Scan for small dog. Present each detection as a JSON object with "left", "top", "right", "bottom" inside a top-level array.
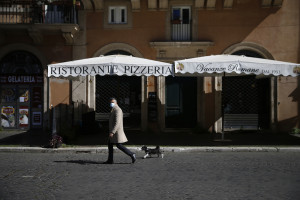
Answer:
[{"left": 141, "top": 145, "right": 164, "bottom": 159}]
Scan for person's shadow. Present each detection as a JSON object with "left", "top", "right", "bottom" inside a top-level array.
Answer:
[{"left": 54, "top": 160, "right": 132, "bottom": 165}]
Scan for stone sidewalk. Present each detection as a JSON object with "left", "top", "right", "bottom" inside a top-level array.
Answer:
[
  {"left": 1, "top": 146, "right": 300, "bottom": 153},
  {"left": 1, "top": 129, "right": 300, "bottom": 153}
]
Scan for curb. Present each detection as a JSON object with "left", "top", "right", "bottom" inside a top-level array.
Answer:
[{"left": 1, "top": 146, "right": 300, "bottom": 153}]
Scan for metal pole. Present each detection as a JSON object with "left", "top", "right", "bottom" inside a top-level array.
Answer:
[
  {"left": 51, "top": 105, "right": 57, "bottom": 136},
  {"left": 221, "top": 72, "right": 225, "bottom": 141}
]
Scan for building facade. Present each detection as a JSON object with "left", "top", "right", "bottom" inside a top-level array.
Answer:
[{"left": 0, "top": 0, "right": 299, "bottom": 133}]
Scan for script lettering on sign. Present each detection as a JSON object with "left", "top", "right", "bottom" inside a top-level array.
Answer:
[{"left": 195, "top": 63, "right": 226, "bottom": 73}]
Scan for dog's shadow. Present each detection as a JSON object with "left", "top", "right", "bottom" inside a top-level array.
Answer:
[
  {"left": 54, "top": 160, "right": 132, "bottom": 165},
  {"left": 142, "top": 156, "right": 162, "bottom": 159}
]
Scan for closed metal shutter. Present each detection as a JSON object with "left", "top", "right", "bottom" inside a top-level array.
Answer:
[
  {"left": 95, "top": 75, "right": 141, "bottom": 128},
  {"left": 222, "top": 76, "right": 258, "bottom": 130}
]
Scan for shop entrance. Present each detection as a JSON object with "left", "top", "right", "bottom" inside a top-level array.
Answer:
[
  {"left": 222, "top": 76, "right": 271, "bottom": 130},
  {"left": 222, "top": 50, "right": 271, "bottom": 131},
  {"left": 165, "top": 77, "right": 197, "bottom": 128},
  {"left": 0, "top": 51, "right": 43, "bottom": 129},
  {"left": 0, "top": 85, "right": 43, "bottom": 129},
  {"left": 95, "top": 50, "right": 142, "bottom": 129},
  {"left": 95, "top": 75, "right": 142, "bottom": 129}
]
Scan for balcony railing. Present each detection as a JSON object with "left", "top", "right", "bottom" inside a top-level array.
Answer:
[
  {"left": 171, "top": 20, "right": 191, "bottom": 41},
  {"left": 0, "top": 0, "right": 78, "bottom": 24}
]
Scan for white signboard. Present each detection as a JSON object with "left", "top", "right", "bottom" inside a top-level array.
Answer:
[
  {"left": 175, "top": 55, "right": 300, "bottom": 77},
  {"left": 48, "top": 55, "right": 173, "bottom": 77},
  {"left": 48, "top": 64, "right": 173, "bottom": 77}
]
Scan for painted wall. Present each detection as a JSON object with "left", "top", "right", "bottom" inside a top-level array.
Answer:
[
  {"left": 0, "top": 27, "right": 73, "bottom": 129},
  {"left": 195, "top": 0, "right": 299, "bottom": 131},
  {"left": 50, "top": 79, "right": 70, "bottom": 107},
  {"left": 86, "top": 0, "right": 165, "bottom": 59},
  {"left": 81, "top": 0, "right": 299, "bottom": 132}
]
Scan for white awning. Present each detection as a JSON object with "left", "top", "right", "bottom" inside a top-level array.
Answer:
[
  {"left": 48, "top": 55, "right": 173, "bottom": 77},
  {"left": 175, "top": 55, "right": 300, "bottom": 77}
]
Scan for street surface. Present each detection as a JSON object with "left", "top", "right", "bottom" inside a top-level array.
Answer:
[{"left": 1, "top": 151, "right": 300, "bottom": 200}]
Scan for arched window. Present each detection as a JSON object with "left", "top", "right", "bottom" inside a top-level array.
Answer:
[
  {"left": 105, "top": 50, "right": 132, "bottom": 56},
  {"left": 232, "top": 50, "right": 264, "bottom": 58},
  {"left": 0, "top": 51, "right": 43, "bottom": 75}
]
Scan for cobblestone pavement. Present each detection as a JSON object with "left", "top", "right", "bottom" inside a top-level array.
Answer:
[{"left": 1, "top": 152, "right": 300, "bottom": 200}]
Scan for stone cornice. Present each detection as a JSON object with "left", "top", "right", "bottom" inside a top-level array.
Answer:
[
  {"left": 261, "top": 0, "right": 283, "bottom": 8},
  {"left": 27, "top": 28, "right": 43, "bottom": 45},
  {"left": 0, "top": 24, "right": 80, "bottom": 45},
  {"left": 150, "top": 41, "right": 214, "bottom": 61},
  {"left": 150, "top": 41, "right": 214, "bottom": 47},
  {"left": 131, "top": 0, "right": 141, "bottom": 11},
  {"left": 195, "top": 0, "right": 216, "bottom": 10},
  {"left": 81, "top": 0, "right": 104, "bottom": 10}
]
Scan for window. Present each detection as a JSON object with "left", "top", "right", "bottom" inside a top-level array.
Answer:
[
  {"left": 172, "top": 7, "right": 190, "bottom": 24},
  {"left": 171, "top": 6, "right": 191, "bottom": 41},
  {"left": 109, "top": 6, "right": 127, "bottom": 24}
]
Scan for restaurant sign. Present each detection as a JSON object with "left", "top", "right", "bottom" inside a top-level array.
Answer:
[
  {"left": 48, "top": 65, "right": 173, "bottom": 77},
  {"left": 175, "top": 55, "right": 300, "bottom": 77}
]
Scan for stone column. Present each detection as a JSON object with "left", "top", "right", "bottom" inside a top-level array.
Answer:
[
  {"left": 214, "top": 76, "right": 222, "bottom": 133},
  {"left": 141, "top": 76, "right": 148, "bottom": 131},
  {"left": 197, "top": 77, "right": 205, "bottom": 127},
  {"left": 157, "top": 76, "right": 166, "bottom": 131},
  {"left": 270, "top": 77, "right": 277, "bottom": 131}
]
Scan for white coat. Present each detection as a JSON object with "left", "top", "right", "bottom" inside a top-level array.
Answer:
[{"left": 109, "top": 104, "right": 128, "bottom": 143}]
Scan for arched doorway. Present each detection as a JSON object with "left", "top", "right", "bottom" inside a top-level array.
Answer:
[
  {"left": 0, "top": 51, "right": 43, "bottom": 129},
  {"left": 222, "top": 50, "right": 271, "bottom": 130},
  {"left": 95, "top": 50, "right": 142, "bottom": 129}
]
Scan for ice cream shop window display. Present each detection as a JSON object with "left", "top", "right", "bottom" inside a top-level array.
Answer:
[{"left": 0, "top": 51, "right": 43, "bottom": 129}]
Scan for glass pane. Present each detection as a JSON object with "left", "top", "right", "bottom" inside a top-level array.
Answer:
[
  {"left": 172, "top": 8, "right": 180, "bottom": 20},
  {"left": 19, "top": 89, "right": 29, "bottom": 103},
  {"left": 32, "top": 87, "right": 43, "bottom": 109},
  {"left": 1, "top": 88, "right": 16, "bottom": 103},
  {"left": 121, "top": 9, "right": 126, "bottom": 23},
  {"left": 1, "top": 106, "right": 16, "bottom": 128},
  {"left": 182, "top": 9, "right": 190, "bottom": 24},
  {"left": 110, "top": 9, "right": 115, "bottom": 23},
  {"left": 19, "top": 106, "right": 29, "bottom": 128},
  {"left": 166, "top": 83, "right": 180, "bottom": 106}
]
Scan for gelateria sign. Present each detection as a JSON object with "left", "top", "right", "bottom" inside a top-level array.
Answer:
[
  {"left": 175, "top": 55, "right": 300, "bottom": 77},
  {"left": 0, "top": 75, "right": 43, "bottom": 84},
  {"left": 48, "top": 55, "right": 173, "bottom": 77}
]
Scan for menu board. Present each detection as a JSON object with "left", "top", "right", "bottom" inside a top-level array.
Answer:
[
  {"left": 32, "top": 87, "right": 42, "bottom": 108},
  {"left": 32, "top": 112, "right": 42, "bottom": 126}
]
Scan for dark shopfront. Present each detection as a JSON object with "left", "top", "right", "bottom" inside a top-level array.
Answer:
[
  {"left": 0, "top": 51, "right": 44, "bottom": 130},
  {"left": 0, "top": 75, "right": 43, "bottom": 129},
  {"left": 95, "top": 75, "right": 141, "bottom": 129}
]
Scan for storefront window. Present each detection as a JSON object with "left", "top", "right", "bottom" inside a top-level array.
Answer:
[
  {"left": 0, "top": 51, "right": 43, "bottom": 129},
  {"left": 1, "top": 88, "right": 16, "bottom": 103},
  {"left": 19, "top": 88, "right": 30, "bottom": 103},
  {"left": 1, "top": 106, "right": 16, "bottom": 128}
]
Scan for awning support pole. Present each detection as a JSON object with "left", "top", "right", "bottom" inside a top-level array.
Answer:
[{"left": 221, "top": 72, "right": 225, "bottom": 141}]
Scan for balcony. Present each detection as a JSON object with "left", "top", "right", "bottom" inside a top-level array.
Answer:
[
  {"left": 0, "top": 0, "right": 79, "bottom": 24},
  {"left": 0, "top": 1, "right": 80, "bottom": 45}
]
